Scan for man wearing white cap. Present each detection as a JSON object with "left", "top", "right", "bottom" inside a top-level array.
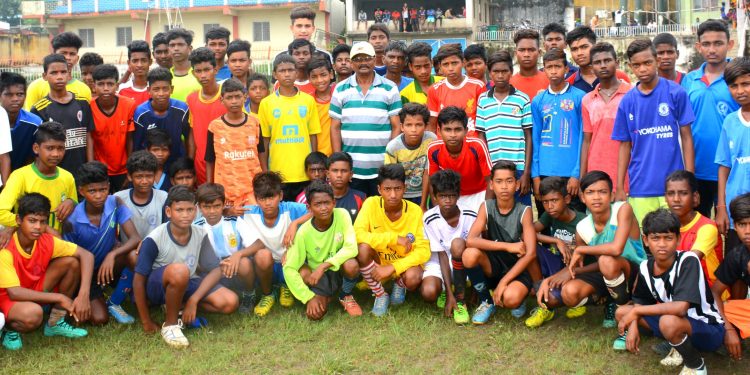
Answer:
[{"left": 330, "top": 42, "right": 402, "bottom": 197}]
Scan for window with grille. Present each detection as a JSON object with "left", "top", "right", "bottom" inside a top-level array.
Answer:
[
  {"left": 204, "top": 23, "right": 220, "bottom": 36},
  {"left": 116, "top": 27, "right": 132, "bottom": 47},
  {"left": 253, "top": 22, "right": 270, "bottom": 42},
  {"left": 79, "top": 29, "right": 94, "bottom": 48}
]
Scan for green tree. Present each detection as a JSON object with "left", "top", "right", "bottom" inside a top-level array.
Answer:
[{"left": 0, "top": 0, "right": 22, "bottom": 24}]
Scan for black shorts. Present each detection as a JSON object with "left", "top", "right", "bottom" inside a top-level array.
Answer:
[
  {"left": 282, "top": 181, "right": 309, "bottom": 202},
  {"left": 485, "top": 251, "right": 533, "bottom": 290},
  {"left": 88, "top": 267, "right": 125, "bottom": 301},
  {"left": 309, "top": 270, "right": 341, "bottom": 298},
  {"left": 575, "top": 264, "right": 640, "bottom": 305}
]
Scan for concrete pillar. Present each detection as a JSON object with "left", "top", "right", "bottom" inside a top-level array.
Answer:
[
  {"left": 466, "top": 0, "right": 474, "bottom": 30},
  {"left": 345, "top": 0, "right": 353, "bottom": 35}
]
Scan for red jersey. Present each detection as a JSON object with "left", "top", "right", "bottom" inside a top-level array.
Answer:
[
  {"left": 0, "top": 233, "right": 77, "bottom": 315},
  {"left": 509, "top": 71, "right": 549, "bottom": 102},
  {"left": 117, "top": 81, "right": 151, "bottom": 107},
  {"left": 186, "top": 89, "right": 227, "bottom": 184},
  {"left": 679, "top": 214, "right": 724, "bottom": 285},
  {"left": 90, "top": 95, "right": 136, "bottom": 176},
  {"left": 426, "top": 76, "right": 485, "bottom": 137},
  {"left": 427, "top": 138, "right": 492, "bottom": 196}
]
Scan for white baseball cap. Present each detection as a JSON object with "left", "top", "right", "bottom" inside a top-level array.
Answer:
[{"left": 350, "top": 42, "right": 376, "bottom": 58}]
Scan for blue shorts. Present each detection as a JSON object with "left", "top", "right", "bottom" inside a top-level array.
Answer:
[
  {"left": 273, "top": 262, "right": 286, "bottom": 285},
  {"left": 536, "top": 245, "right": 565, "bottom": 278},
  {"left": 643, "top": 315, "right": 725, "bottom": 352},
  {"left": 146, "top": 266, "right": 221, "bottom": 305},
  {"left": 515, "top": 170, "right": 532, "bottom": 206}
]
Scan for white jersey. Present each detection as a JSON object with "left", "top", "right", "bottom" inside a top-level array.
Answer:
[
  {"left": 194, "top": 216, "right": 258, "bottom": 259},
  {"left": 242, "top": 202, "right": 308, "bottom": 262},
  {"left": 114, "top": 188, "right": 168, "bottom": 241},
  {"left": 423, "top": 205, "right": 477, "bottom": 254}
]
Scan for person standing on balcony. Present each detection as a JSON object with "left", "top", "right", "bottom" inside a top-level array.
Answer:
[
  {"left": 357, "top": 9, "right": 367, "bottom": 30},
  {"left": 614, "top": 8, "right": 626, "bottom": 28},
  {"left": 275, "top": 6, "right": 333, "bottom": 64},
  {"left": 410, "top": 7, "right": 419, "bottom": 32},
  {"left": 392, "top": 9, "right": 402, "bottom": 32},
  {"left": 402, "top": 4, "right": 410, "bottom": 32}
]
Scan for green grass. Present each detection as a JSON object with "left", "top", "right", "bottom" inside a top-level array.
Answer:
[{"left": 1, "top": 291, "right": 746, "bottom": 374}]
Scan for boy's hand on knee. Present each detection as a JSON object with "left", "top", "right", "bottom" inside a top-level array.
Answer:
[
  {"left": 725, "top": 328, "right": 742, "bottom": 360},
  {"left": 492, "top": 283, "right": 507, "bottom": 307},
  {"left": 71, "top": 294, "right": 91, "bottom": 323},
  {"left": 55, "top": 199, "right": 76, "bottom": 222},
  {"left": 373, "top": 264, "right": 395, "bottom": 282},
  {"left": 626, "top": 329, "right": 640, "bottom": 354},
  {"left": 306, "top": 295, "right": 326, "bottom": 320},
  {"left": 537, "top": 279, "right": 550, "bottom": 309},
  {"left": 98, "top": 253, "right": 116, "bottom": 285}
]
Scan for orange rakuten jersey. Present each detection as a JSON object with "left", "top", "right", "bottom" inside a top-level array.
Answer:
[
  {"left": 90, "top": 96, "right": 136, "bottom": 176},
  {"left": 205, "top": 114, "right": 264, "bottom": 206}
]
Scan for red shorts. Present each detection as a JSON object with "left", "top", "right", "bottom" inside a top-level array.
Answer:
[{"left": 0, "top": 275, "right": 46, "bottom": 316}]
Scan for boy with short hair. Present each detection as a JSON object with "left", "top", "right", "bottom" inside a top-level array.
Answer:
[
  {"left": 682, "top": 20, "right": 738, "bottom": 218},
  {"left": 165, "top": 28, "right": 201, "bottom": 102},
  {"left": 90, "top": 64, "right": 136, "bottom": 192},
  {"left": 1, "top": 72, "right": 42, "bottom": 172},
  {"left": 144, "top": 129, "right": 173, "bottom": 192},
  {"left": 653, "top": 33, "right": 685, "bottom": 84},
  {"left": 567, "top": 171, "right": 647, "bottom": 328},
  {"left": 615, "top": 209, "right": 723, "bottom": 375},
  {"left": 62, "top": 162, "right": 141, "bottom": 325},
  {"left": 717, "top": 56, "right": 750, "bottom": 250},
  {"left": 332, "top": 44, "right": 352, "bottom": 83},
  {"left": 531, "top": 49, "right": 586, "bottom": 212},
  {"left": 259, "top": 55, "right": 320, "bottom": 202},
  {"left": 0, "top": 193, "right": 93, "bottom": 351},
  {"left": 275, "top": 6, "right": 333, "bottom": 63},
  {"left": 613, "top": 39, "right": 695, "bottom": 224},
  {"left": 367, "top": 23, "right": 391, "bottom": 76},
  {"left": 31, "top": 54, "right": 95, "bottom": 181},
  {"left": 114, "top": 150, "right": 168, "bottom": 241},
  {"left": 194, "top": 183, "right": 262, "bottom": 314},
  {"left": 510, "top": 29, "right": 548, "bottom": 102},
  {"left": 280, "top": 39, "right": 318, "bottom": 95},
  {"left": 354, "top": 164, "right": 431, "bottom": 316},
  {"left": 477, "top": 51, "right": 533, "bottom": 206},
  {"left": 205, "top": 79, "right": 265, "bottom": 212},
  {"left": 245, "top": 73, "right": 270, "bottom": 115},
  {"left": 401, "top": 42, "right": 443, "bottom": 105},
  {"left": 565, "top": 26, "right": 630, "bottom": 93},
  {"left": 167, "top": 157, "right": 197, "bottom": 191},
  {"left": 295, "top": 152, "right": 328, "bottom": 204},
  {"left": 580, "top": 43, "right": 631, "bottom": 195},
  {"left": 24, "top": 32, "right": 91, "bottom": 110},
  {"left": 151, "top": 32, "right": 172, "bottom": 70},
  {"left": 383, "top": 41, "right": 414, "bottom": 91},
  {"left": 307, "top": 57, "right": 335, "bottom": 155},
  {"left": 0, "top": 122, "right": 77, "bottom": 234},
  {"left": 427, "top": 43, "right": 485, "bottom": 135},
  {"left": 118, "top": 40, "right": 152, "bottom": 107},
  {"left": 283, "top": 180, "right": 363, "bottom": 319},
  {"left": 463, "top": 44, "right": 488, "bottom": 87},
  {"left": 226, "top": 40, "right": 254, "bottom": 91},
  {"left": 133, "top": 185, "right": 238, "bottom": 348},
  {"left": 422, "top": 170, "right": 477, "bottom": 324},
  {"left": 524, "top": 176, "right": 587, "bottom": 328},
  {"left": 665, "top": 170, "right": 723, "bottom": 286},
  {"left": 710, "top": 192, "right": 750, "bottom": 362},
  {"left": 186, "top": 47, "right": 227, "bottom": 185},
  {"left": 427, "top": 106, "right": 492, "bottom": 212},
  {"left": 243, "top": 171, "right": 309, "bottom": 317},
  {"left": 327, "top": 152, "right": 366, "bottom": 222},
  {"left": 133, "top": 67, "right": 191, "bottom": 166},
  {"left": 385, "top": 102, "right": 436, "bottom": 209},
  {"left": 205, "top": 26, "right": 231, "bottom": 81},
  {"left": 463, "top": 161, "right": 537, "bottom": 324},
  {"left": 79, "top": 52, "right": 103, "bottom": 94}
]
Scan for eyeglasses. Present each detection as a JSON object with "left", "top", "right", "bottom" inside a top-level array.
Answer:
[{"left": 351, "top": 56, "right": 374, "bottom": 63}]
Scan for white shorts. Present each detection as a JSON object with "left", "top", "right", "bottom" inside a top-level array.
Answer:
[
  {"left": 422, "top": 252, "right": 450, "bottom": 284},
  {"left": 458, "top": 191, "right": 485, "bottom": 213}
]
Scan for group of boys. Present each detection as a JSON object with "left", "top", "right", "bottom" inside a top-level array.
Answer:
[{"left": 0, "top": 9, "right": 749, "bottom": 374}]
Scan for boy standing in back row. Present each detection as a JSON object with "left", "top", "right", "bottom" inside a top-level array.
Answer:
[
  {"left": 612, "top": 39, "right": 695, "bottom": 224},
  {"left": 681, "top": 20, "right": 738, "bottom": 218}
]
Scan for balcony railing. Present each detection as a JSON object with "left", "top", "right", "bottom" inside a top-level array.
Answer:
[{"left": 475, "top": 23, "right": 696, "bottom": 42}]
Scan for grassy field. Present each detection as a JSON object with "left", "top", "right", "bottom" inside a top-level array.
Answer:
[{"left": 1, "top": 290, "right": 746, "bottom": 375}]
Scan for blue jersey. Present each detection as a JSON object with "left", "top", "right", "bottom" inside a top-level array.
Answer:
[
  {"left": 612, "top": 78, "right": 695, "bottom": 197},
  {"left": 715, "top": 110, "right": 750, "bottom": 229},
  {"left": 682, "top": 62, "right": 739, "bottom": 181},
  {"left": 63, "top": 195, "right": 132, "bottom": 268},
  {"left": 397, "top": 76, "right": 414, "bottom": 92},
  {"left": 133, "top": 99, "right": 190, "bottom": 166},
  {"left": 216, "top": 65, "right": 232, "bottom": 81},
  {"left": 531, "top": 84, "right": 586, "bottom": 179},
  {"left": 9, "top": 109, "right": 42, "bottom": 171}
]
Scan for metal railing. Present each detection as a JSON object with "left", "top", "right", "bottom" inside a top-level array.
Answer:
[{"left": 475, "top": 23, "right": 696, "bottom": 42}]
